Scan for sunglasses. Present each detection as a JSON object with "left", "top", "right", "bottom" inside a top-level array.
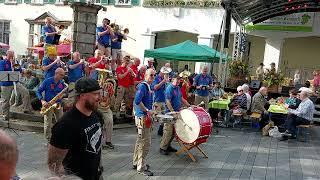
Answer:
[{"left": 150, "top": 74, "right": 156, "bottom": 77}]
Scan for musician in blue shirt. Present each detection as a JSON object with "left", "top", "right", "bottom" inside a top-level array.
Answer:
[
  {"left": 68, "top": 52, "right": 85, "bottom": 83},
  {"left": 96, "top": 18, "right": 114, "bottom": 56},
  {"left": 42, "top": 50, "right": 62, "bottom": 80},
  {"left": 132, "top": 69, "right": 155, "bottom": 176},
  {"left": 193, "top": 66, "right": 213, "bottom": 109},
  {"left": 111, "top": 25, "right": 127, "bottom": 72},
  {"left": 36, "top": 68, "right": 66, "bottom": 141},
  {"left": 160, "top": 74, "right": 190, "bottom": 155},
  {"left": 0, "top": 51, "right": 16, "bottom": 121},
  {"left": 42, "top": 17, "right": 59, "bottom": 45}
]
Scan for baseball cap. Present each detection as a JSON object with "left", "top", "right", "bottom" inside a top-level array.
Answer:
[{"left": 75, "top": 78, "right": 101, "bottom": 94}]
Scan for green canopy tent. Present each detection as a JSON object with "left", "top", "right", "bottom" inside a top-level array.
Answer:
[{"left": 144, "top": 40, "right": 229, "bottom": 63}]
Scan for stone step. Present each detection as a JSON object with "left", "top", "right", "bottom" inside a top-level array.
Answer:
[
  {"left": 0, "top": 118, "right": 135, "bottom": 133},
  {"left": 0, "top": 118, "right": 43, "bottom": 132}
]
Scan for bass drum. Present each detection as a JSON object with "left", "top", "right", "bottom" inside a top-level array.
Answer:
[{"left": 175, "top": 107, "right": 213, "bottom": 144}]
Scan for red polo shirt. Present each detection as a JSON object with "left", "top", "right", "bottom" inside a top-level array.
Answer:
[
  {"left": 116, "top": 65, "right": 131, "bottom": 88},
  {"left": 88, "top": 57, "right": 106, "bottom": 69}
]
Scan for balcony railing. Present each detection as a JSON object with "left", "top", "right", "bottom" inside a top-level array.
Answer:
[{"left": 143, "top": 0, "right": 222, "bottom": 8}]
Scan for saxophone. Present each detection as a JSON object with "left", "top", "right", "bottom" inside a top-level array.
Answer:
[{"left": 40, "top": 83, "right": 69, "bottom": 115}]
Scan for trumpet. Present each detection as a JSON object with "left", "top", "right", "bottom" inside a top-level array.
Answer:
[{"left": 128, "top": 67, "right": 136, "bottom": 77}]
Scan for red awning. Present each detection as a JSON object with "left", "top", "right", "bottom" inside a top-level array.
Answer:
[{"left": 0, "top": 42, "right": 10, "bottom": 49}]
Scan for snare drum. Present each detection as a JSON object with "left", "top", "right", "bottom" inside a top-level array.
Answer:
[
  {"left": 175, "top": 107, "right": 212, "bottom": 144},
  {"left": 156, "top": 114, "right": 175, "bottom": 124}
]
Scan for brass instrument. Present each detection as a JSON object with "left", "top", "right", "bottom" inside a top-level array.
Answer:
[
  {"left": 96, "top": 68, "right": 113, "bottom": 86},
  {"left": 179, "top": 71, "right": 191, "bottom": 93},
  {"left": 40, "top": 83, "right": 69, "bottom": 115},
  {"left": 13, "top": 63, "right": 21, "bottom": 71}
]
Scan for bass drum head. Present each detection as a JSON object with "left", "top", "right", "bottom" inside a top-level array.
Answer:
[{"left": 175, "top": 109, "right": 200, "bottom": 144}]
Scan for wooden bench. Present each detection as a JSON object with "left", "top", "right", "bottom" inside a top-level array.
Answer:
[
  {"left": 249, "top": 112, "right": 262, "bottom": 129},
  {"left": 297, "top": 124, "right": 315, "bottom": 142}
]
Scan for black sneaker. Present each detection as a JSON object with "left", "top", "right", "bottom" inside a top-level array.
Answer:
[
  {"left": 279, "top": 136, "right": 289, "bottom": 141},
  {"left": 133, "top": 164, "right": 150, "bottom": 170},
  {"left": 103, "top": 142, "right": 114, "bottom": 149},
  {"left": 160, "top": 148, "right": 169, "bottom": 155},
  {"left": 167, "top": 146, "right": 177, "bottom": 152},
  {"left": 138, "top": 169, "right": 154, "bottom": 176}
]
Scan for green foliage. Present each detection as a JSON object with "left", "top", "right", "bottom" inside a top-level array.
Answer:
[
  {"left": 263, "top": 69, "right": 285, "bottom": 87},
  {"left": 228, "top": 60, "right": 249, "bottom": 77}
]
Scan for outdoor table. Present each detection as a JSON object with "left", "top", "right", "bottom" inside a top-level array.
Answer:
[
  {"left": 268, "top": 104, "right": 288, "bottom": 126},
  {"left": 268, "top": 104, "right": 288, "bottom": 114},
  {"left": 208, "top": 98, "right": 231, "bottom": 122},
  {"left": 208, "top": 98, "right": 231, "bottom": 110}
]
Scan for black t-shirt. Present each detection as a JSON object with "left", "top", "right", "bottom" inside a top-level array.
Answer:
[{"left": 50, "top": 107, "right": 104, "bottom": 180}]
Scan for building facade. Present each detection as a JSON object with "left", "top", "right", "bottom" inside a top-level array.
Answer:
[{"left": 0, "top": 0, "right": 319, "bottom": 78}]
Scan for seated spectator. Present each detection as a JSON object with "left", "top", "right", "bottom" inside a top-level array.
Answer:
[
  {"left": 21, "top": 69, "right": 39, "bottom": 91},
  {"left": 242, "top": 84, "right": 252, "bottom": 111},
  {"left": 280, "top": 89, "right": 315, "bottom": 141},
  {"left": 229, "top": 86, "right": 247, "bottom": 114},
  {"left": 251, "top": 87, "right": 270, "bottom": 128},
  {"left": 210, "top": 82, "right": 225, "bottom": 100},
  {"left": 285, "top": 89, "right": 301, "bottom": 109}
]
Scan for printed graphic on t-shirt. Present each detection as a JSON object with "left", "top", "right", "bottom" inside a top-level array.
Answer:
[{"left": 84, "top": 123, "right": 102, "bottom": 154}]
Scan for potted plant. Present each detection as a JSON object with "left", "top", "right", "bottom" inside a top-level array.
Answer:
[
  {"left": 263, "top": 69, "right": 284, "bottom": 93},
  {"left": 227, "top": 60, "right": 249, "bottom": 88}
]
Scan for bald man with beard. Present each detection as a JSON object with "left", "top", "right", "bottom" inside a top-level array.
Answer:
[{"left": 0, "top": 130, "right": 18, "bottom": 180}]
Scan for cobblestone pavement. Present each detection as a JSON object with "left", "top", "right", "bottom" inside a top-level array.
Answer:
[{"left": 6, "top": 126, "right": 320, "bottom": 180}]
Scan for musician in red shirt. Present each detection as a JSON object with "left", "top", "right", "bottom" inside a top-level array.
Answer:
[
  {"left": 114, "top": 56, "right": 135, "bottom": 118},
  {"left": 179, "top": 71, "right": 191, "bottom": 102},
  {"left": 87, "top": 49, "right": 109, "bottom": 79}
]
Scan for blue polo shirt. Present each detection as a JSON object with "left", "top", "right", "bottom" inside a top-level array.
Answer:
[
  {"left": 111, "top": 32, "right": 123, "bottom": 49},
  {"left": 42, "top": 57, "right": 60, "bottom": 80},
  {"left": 193, "top": 74, "right": 213, "bottom": 96},
  {"left": 134, "top": 82, "right": 154, "bottom": 117},
  {"left": 36, "top": 77, "right": 65, "bottom": 103},
  {"left": 42, "top": 25, "right": 56, "bottom": 44},
  {"left": 0, "top": 59, "right": 12, "bottom": 86},
  {"left": 151, "top": 74, "right": 166, "bottom": 103},
  {"left": 96, "top": 26, "right": 111, "bottom": 47},
  {"left": 68, "top": 60, "right": 84, "bottom": 83},
  {"left": 165, "top": 84, "right": 182, "bottom": 112}
]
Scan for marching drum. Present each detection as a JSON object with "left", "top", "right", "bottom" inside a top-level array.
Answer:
[{"left": 175, "top": 107, "right": 212, "bottom": 144}]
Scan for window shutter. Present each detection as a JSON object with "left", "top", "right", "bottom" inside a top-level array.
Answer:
[
  {"left": 24, "top": 0, "right": 31, "bottom": 3},
  {"left": 131, "top": 0, "right": 139, "bottom": 6},
  {"left": 79, "top": 0, "right": 86, "bottom": 2},
  {"left": 108, "top": 0, "right": 114, "bottom": 5},
  {"left": 101, "top": 0, "right": 107, "bottom": 5},
  {"left": 17, "top": 0, "right": 22, "bottom": 3},
  {"left": 43, "top": 0, "right": 49, "bottom": 3},
  {"left": 0, "top": 0, "right": 4, "bottom": 3}
]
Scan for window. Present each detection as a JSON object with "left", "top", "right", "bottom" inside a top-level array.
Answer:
[
  {"left": 0, "top": 21, "right": 10, "bottom": 45},
  {"left": 5, "top": 0, "right": 17, "bottom": 4},
  {"left": 115, "top": 0, "right": 131, "bottom": 6},
  {"left": 94, "top": 0, "right": 101, "bottom": 4},
  {"left": 31, "top": 0, "right": 43, "bottom": 4}
]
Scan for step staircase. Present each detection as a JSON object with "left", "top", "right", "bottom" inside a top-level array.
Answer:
[{"left": 0, "top": 107, "right": 135, "bottom": 132}]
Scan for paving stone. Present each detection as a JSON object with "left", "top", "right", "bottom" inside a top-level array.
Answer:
[{"left": 9, "top": 127, "right": 320, "bottom": 179}]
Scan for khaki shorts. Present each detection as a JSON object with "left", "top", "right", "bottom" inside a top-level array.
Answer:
[
  {"left": 97, "top": 43, "right": 111, "bottom": 56},
  {"left": 112, "top": 49, "right": 122, "bottom": 60}
]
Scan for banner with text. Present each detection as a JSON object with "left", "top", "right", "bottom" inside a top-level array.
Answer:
[{"left": 246, "top": 13, "right": 314, "bottom": 32}]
